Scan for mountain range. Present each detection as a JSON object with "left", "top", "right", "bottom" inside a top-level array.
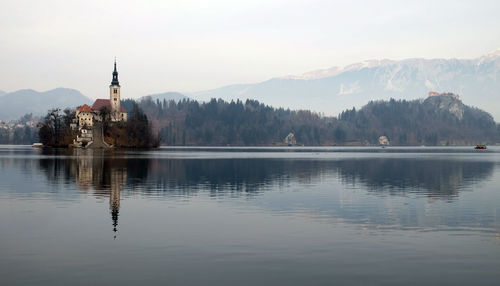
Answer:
[
  {"left": 190, "top": 49, "right": 500, "bottom": 120},
  {"left": 0, "top": 88, "right": 91, "bottom": 121},
  {"left": 2, "top": 50, "right": 500, "bottom": 122}
]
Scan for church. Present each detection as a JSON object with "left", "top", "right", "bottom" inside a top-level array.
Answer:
[{"left": 73, "top": 61, "right": 127, "bottom": 147}]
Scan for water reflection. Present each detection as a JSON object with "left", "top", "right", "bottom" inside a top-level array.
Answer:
[
  {"left": 36, "top": 150, "right": 495, "bottom": 200},
  {"left": 336, "top": 158, "right": 495, "bottom": 199},
  {"left": 2, "top": 147, "right": 500, "bottom": 285},
  {"left": 2, "top": 148, "right": 497, "bottom": 233}
]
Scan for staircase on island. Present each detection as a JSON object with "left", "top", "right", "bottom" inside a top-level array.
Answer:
[{"left": 86, "top": 122, "right": 111, "bottom": 149}]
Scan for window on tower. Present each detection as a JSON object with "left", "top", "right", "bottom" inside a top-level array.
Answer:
[
  {"left": 114, "top": 98, "right": 117, "bottom": 102},
  {"left": 114, "top": 89, "right": 117, "bottom": 94}
]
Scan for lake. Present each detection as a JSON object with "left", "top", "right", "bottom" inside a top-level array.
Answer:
[{"left": 0, "top": 146, "right": 499, "bottom": 285}]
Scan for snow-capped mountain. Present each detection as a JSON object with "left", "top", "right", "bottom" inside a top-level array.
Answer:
[{"left": 192, "top": 49, "right": 500, "bottom": 120}]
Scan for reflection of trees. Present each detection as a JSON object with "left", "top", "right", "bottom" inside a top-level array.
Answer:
[
  {"left": 336, "top": 159, "right": 495, "bottom": 199},
  {"left": 139, "top": 158, "right": 495, "bottom": 200},
  {"left": 38, "top": 154, "right": 496, "bottom": 201},
  {"left": 38, "top": 155, "right": 329, "bottom": 196},
  {"left": 35, "top": 152, "right": 497, "bottom": 232},
  {"left": 144, "top": 159, "right": 328, "bottom": 197}
]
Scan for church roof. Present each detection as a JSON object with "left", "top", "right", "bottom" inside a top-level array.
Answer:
[
  {"left": 91, "top": 99, "right": 127, "bottom": 113},
  {"left": 77, "top": 104, "right": 94, "bottom": 113}
]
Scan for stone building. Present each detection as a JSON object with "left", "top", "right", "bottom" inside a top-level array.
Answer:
[
  {"left": 378, "top": 136, "right": 390, "bottom": 146},
  {"left": 284, "top": 133, "right": 297, "bottom": 146}
]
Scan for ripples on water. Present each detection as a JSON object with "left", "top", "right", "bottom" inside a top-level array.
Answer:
[{"left": 0, "top": 146, "right": 499, "bottom": 285}]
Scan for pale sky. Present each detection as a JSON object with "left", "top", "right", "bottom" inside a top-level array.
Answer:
[{"left": 1, "top": 0, "right": 500, "bottom": 99}]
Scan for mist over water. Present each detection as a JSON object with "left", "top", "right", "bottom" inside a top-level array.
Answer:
[{"left": 1, "top": 146, "right": 499, "bottom": 285}]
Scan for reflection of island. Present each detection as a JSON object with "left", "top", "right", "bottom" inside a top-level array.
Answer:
[
  {"left": 75, "top": 150, "right": 127, "bottom": 237},
  {"left": 39, "top": 149, "right": 130, "bottom": 237},
  {"left": 39, "top": 152, "right": 495, "bottom": 200},
  {"left": 36, "top": 151, "right": 497, "bottom": 233}
]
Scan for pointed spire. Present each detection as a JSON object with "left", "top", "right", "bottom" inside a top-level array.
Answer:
[{"left": 111, "top": 58, "right": 120, "bottom": 86}]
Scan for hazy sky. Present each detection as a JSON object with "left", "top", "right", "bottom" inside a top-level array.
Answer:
[{"left": 1, "top": 0, "right": 500, "bottom": 99}]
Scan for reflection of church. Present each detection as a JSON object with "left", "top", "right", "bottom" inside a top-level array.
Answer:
[
  {"left": 109, "top": 166, "right": 126, "bottom": 236},
  {"left": 73, "top": 149, "right": 127, "bottom": 237}
]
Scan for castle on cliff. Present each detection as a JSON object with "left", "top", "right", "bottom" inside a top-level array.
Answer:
[
  {"left": 428, "top": 91, "right": 460, "bottom": 100},
  {"left": 73, "top": 60, "right": 127, "bottom": 148}
]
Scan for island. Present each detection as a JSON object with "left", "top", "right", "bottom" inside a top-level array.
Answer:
[{"left": 38, "top": 61, "right": 158, "bottom": 148}]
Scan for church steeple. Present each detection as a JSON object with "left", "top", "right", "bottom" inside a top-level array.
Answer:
[
  {"left": 111, "top": 59, "right": 120, "bottom": 86},
  {"left": 109, "top": 58, "right": 122, "bottom": 120}
]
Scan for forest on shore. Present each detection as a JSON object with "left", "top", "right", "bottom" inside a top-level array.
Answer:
[{"left": 124, "top": 95, "right": 499, "bottom": 146}]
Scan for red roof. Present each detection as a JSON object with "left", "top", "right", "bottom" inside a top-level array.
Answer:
[
  {"left": 91, "top": 99, "right": 126, "bottom": 112},
  {"left": 91, "top": 99, "right": 110, "bottom": 110},
  {"left": 77, "top": 104, "right": 94, "bottom": 113}
]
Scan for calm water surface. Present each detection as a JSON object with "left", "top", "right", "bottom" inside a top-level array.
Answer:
[{"left": 1, "top": 146, "right": 499, "bottom": 285}]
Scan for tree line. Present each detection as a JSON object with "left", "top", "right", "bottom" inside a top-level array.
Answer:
[
  {"left": 7, "top": 95, "right": 498, "bottom": 147},
  {"left": 0, "top": 113, "right": 39, "bottom": 144},
  {"left": 131, "top": 96, "right": 499, "bottom": 146},
  {"left": 102, "top": 103, "right": 159, "bottom": 148}
]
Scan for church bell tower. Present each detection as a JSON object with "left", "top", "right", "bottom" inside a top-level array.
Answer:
[{"left": 110, "top": 59, "right": 121, "bottom": 120}]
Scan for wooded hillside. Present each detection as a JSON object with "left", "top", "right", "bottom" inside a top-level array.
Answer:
[{"left": 127, "top": 95, "right": 499, "bottom": 146}]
